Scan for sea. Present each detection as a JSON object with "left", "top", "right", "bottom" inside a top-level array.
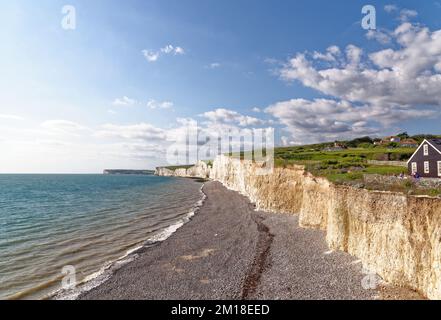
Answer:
[{"left": 0, "top": 174, "right": 204, "bottom": 300}]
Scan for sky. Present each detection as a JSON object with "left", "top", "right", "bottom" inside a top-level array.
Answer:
[{"left": 1, "top": 0, "right": 441, "bottom": 173}]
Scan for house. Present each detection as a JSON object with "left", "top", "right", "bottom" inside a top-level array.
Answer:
[
  {"left": 407, "top": 139, "right": 441, "bottom": 178},
  {"left": 323, "top": 142, "right": 348, "bottom": 152},
  {"left": 378, "top": 136, "right": 401, "bottom": 145},
  {"left": 381, "top": 136, "right": 401, "bottom": 144},
  {"left": 373, "top": 139, "right": 382, "bottom": 146},
  {"left": 400, "top": 138, "right": 419, "bottom": 148}
]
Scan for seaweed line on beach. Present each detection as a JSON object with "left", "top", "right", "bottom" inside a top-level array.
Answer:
[{"left": 241, "top": 209, "right": 274, "bottom": 300}]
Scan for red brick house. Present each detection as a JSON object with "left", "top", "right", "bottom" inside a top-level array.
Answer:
[{"left": 407, "top": 139, "right": 441, "bottom": 178}]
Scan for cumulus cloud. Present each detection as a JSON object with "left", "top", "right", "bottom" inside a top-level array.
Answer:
[
  {"left": 113, "top": 96, "right": 137, "bottom": 106},
  {"left": 113, "top": 142, "right": 166, "bottom": 160},
  {"left": 147, "top": 99, "right": 174, "bottom": 110},
  {"left": 366, "top": 29, "right": 392, "bottom": 44},
  {"left": 142, "top": 45, "right": 185, "bottom": 62},
  {"left": 266, "top": 98, "right": 435, "bottom": 144},
  {"left": 0, "top": 114, "right": 24, "bottom": 121},
  {"left": 142, "top": 50, "right": 160, "bottom": 62},
  {"left": 201, "top": 108, "right": 265, "bottom": 127},
  {"left": 206, "top": 62, "right": 221, "bottom": 69},
  {"left": 312, "top": 46, "right": 341, "bottom": 62},
  {"left": 266, "top": 99, "right": 378, "bottom": 143},
  {"left": 385, "top": 5, "right": 418, "bottom": 22},
  {"left": 399, "top": 9, "right": 418, "bottom": 22},
  {"left": 384, "top": 4, "right": 398, "bottom": 13},
  {"left": 280, "top": 23, "right": 441, "bottom": 107},
  {"left": 97, "top": 123, "right": 166, "bottom": 141},
  {"left": 41, "top": 120, "right": 89, "bottom": 135},
  {"left": 273, "top": 20, "right": 441, "bottom": 144}
]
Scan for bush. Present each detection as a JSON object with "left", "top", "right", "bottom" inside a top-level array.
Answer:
[
  {"left": 347, "top": 172, "right": 364, "bottom": 180},
  {"left": 403, "top": 180, "right": 413, "bottom": 188},
  {"left": 358, "top": 143, "right": 374, "bottom": 149},
  {"left": 428, "top": 189, "right": 441, "bottom": 197}
]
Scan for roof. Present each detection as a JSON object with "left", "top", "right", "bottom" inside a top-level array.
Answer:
[
  {"left": 428, "top": 139, "right": 441, "bottom": 153},
  {"left": 407, "top": 139, "right": 441, "bottom": 164},
  {"left": 400, "top": 139, "right": 418, "bottom": 144}
]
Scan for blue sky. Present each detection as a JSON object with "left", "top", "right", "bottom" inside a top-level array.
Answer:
[{"left": 1, "top": 0, "right": 441, "bottom": 173}]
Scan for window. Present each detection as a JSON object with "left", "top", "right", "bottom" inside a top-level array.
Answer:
[
  {"left": 424, "top": 144, "right": 429, "bottom": 156},
  {"left": 412, "top": 162, "right": 418, "bottom": 174},
  {"left": 424, "top": 161, "right": 430, "bottom": 174},
  {"left": 438, "top": 161, "right": 441, "bottom": 177}
]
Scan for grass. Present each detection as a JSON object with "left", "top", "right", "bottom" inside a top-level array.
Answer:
[
  {"left": 271, "top": 145, "right": 441, "bottom": 196},
  {"left": 163, "top": 165, "right": 194, "bottom": 171},
  {"left": 161, "top": 139, "right": 440, "bottom": 197},
  {"left": 272, "top": 144, "right": 414, "bottom": 185},
  {"left": 275, "top": 147, "right": 414, "bottom": 163},
  {"left": 228, "top": 145, "right": 413, "bottom": 184},
  {"left": 363, "top": 166, "right": 406, "bottom": 175}
]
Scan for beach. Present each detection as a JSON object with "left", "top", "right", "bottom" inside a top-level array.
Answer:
[{"left": 79, "top": 181, "right": 422, "bottom": 300}]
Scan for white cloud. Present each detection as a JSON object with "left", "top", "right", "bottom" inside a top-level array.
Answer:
[
  {"left": 160, "top": 45, "right": 185, "bottom": 55},
  {"left": 252, "top": 107, "right": 261, "bottom": 113},
  {"left": 160, "top": 45, "right": 175, "bottom": 54},
  {"left": 113, "top": 96, "right": 137, "bottom": 106},
  {"left": 384, "top": 5, "right": 418, "bottom": 21},
  {"left": 207, "top": 62, "right": 221, "bottom": 69},
  {"left": 266, "top": 98, "right": 435, "bottom": 144},
  {"left": 280, "top": 22, "right": 441, "bottom": 108},
  {"left": 97, "top": 123, "right": 166, "bottom": 141},
  {"left": 147, "top": 99, "right": 174, "bottom": 110},
  {"left": 384, "top": 4, "right": 398, "bottom": 13},
  {"left": 366, "top": 29, "right": 392, "bottom": 44},
  {"left": 201, "top": 108, "right": 265, "bottom": 127},
  {"left": 312, "top": 46, "right": 341, "bottom": 62},
  {"left": 0, "top": 114, "right": 24, "bottom": 121},
  {"left": 142, "top": 50, "right": 160, "bottom": 62},
  {"left": 142, "top": 45, "right": 185, "bottom": 63},
  {"left": 175, "top": 47, "right": 185, "bottom": 55},
  {"left": 385, "top": 5, "right": 418, "bottom": 22},
  {"left": 274, "top": 21, "right": 441, "bottom": 143},
  {"left": 399, "top": 9, "right": 418, "bottom": 22},
  {"left": 41, "top": 120, "right": 89, "bottom": 135},
  {"left": 266, "top": 99, "right": 377, "bottom": 143},
  {"left": 109, "top": 142, "right": 166, "bottom": 160}
]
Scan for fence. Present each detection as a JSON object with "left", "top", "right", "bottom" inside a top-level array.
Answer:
[{"left": 367, "top": 160, "right": 407, "bottom": 168}]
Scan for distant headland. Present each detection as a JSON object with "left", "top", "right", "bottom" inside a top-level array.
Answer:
[{"left": 103, "top": 169, "right": 155, "bottom": 175}]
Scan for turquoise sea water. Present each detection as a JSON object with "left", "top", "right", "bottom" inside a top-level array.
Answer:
[{"left": 0, "top": 174, "right": 203, "bottom": 300}]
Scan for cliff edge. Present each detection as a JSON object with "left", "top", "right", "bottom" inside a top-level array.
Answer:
[{"left": 157, "top": 155, "right": 441, "bottom": 299}]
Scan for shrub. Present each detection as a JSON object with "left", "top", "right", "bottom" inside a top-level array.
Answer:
[{"left": 403, "top": 180, "right": 413, "bottom": 189}]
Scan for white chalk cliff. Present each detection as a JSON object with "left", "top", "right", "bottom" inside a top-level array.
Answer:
[{"left": 157, "top": 155, "right": 441, "bottom": 299}]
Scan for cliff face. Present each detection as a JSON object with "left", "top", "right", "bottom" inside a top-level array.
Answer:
[
  {"left": 154, "top": 167, "right": 176, "bottom": 177},
  {"left": 325, "top": 187, "right": 441, "bottom": 300},
  {"left": 158, "top": 155, "right": 441, "bottom": 299},
  {"left": 154, "top": 161, "right": 211, "bottom": 179}
]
